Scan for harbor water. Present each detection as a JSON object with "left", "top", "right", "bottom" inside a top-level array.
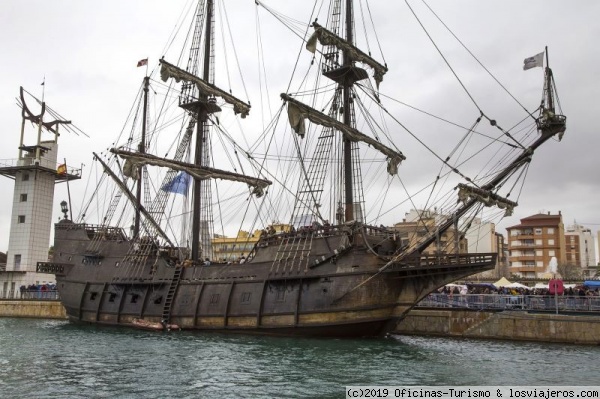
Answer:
[{"left": 1, "top": 318, "right": 599, "bottom": 398}]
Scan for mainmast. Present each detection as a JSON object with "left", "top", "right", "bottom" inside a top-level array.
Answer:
[
  {"left": 190, "top": 0, "right": 214, "bottom": 262},
  {"left": 156, "top": 0, "right": 255, "bottom": 262},
  {"left": 342, "top": 0, "right": 354, "bottom": 223}
]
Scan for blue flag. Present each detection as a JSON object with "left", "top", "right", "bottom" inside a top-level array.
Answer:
[{"left": 161, "top": 172, "right": 190, "bottom": 195}]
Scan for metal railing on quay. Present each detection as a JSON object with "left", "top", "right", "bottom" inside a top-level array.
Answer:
[
  {"left": 0, "top": 290, "right": 60, "bottom": 300},
  {"left": 418, "top": 293, "right": 600, "bottom": 313}
]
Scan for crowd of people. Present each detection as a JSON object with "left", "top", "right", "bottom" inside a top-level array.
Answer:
[
  {"left": 18, "top": 283, "right": 58, "bottom": 299},
  {"left": 438, "top": 284, "right": 600, "bottom": 297}
]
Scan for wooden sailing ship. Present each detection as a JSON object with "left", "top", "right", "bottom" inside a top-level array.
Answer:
[{"left": 38, "top": 1, "right": 566, "bottom": 336}]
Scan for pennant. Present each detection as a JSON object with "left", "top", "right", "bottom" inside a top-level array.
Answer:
[
  {"left": 57, "top": 163, "right": 67, "bottom": 175},
  {"left": 161, "top": 172, "right": 190, "bottom": 195},
  {"left": 523, "top": 52, "right": 544, "bottom": 70},
  {"left": 137, "top": 58, "right": 148, "bottom": 67}
]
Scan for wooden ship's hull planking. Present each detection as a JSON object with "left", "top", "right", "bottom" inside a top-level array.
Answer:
[{"left": 48, "top": 221, "right": 495, "bottom": 337}]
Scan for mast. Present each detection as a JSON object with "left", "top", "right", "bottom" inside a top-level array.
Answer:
[
  {"left": 405, "top": 49, "right": 567, "bottom": 259},
  {"left": 191, "top": 0, "right": 213, "bottom": 262},
  {"left": 343, "top": 0, "right": 354, "bottom": 222},
  {"left": 285, "top": 0, "right": 391, "bottom": 226},
  {"left": 133, "top": 76, "right": 149, "bottom": 238},
  {"left": 544, "top": 46, "right": 556, "bottom": 114}
]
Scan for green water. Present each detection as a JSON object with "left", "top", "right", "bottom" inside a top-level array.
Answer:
[{"left": 0, "top": 318, "right": 598, "bottom": 398}]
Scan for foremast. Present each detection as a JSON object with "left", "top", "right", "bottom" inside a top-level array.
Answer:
[{"left": 282, "top": 0, "right": 399, "bottom": 228}]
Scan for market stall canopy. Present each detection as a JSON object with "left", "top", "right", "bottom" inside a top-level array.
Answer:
[
  {"left": 493, "top": 277, "right": 512, "bottom": 287},
  {"left": 583, "top": 280, "right": 600, "bottom": 288},
  {"left": 505, "top": 282, "right": 531, "bottom": 290}
]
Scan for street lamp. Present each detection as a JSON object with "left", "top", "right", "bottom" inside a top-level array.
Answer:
[{"left": 60, "top": 200, "right": 69, "bottom": 220}]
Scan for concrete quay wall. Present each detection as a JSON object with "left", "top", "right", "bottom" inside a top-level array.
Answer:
[
  {"left": 395, "top": 309, "right": 600, "bottom": 345},
  {"left": 0, "top": 300, "right": 67, "bottom": 319}
]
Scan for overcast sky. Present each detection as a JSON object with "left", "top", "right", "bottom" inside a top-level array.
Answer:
[{"left": 1, "top": 0, "right": 599, "bottom": 255}]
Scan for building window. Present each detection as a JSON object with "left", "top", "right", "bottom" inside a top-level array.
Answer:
[
  {"left": 548, "top": 250, "right": 555, "bottom": 257},
  {"left": 20, "top": 193, "right": 27, "bottom": 202},
  {"left": 548, "top": 239, "right": 555, "bottom": 245},
  {"left": 547, "top": 228, "right": 554, "bottom": 234},
  {"left": 22, "top": 173, "right": 29, "bottom": 181},
  {"left": 534, "top": 228, "right": 542, "bottom": 235},
  {"left": 18, "top": 215, "right": 26, "bottom": 223},
  {"left": 535, "top": 250, "right": 542, "bottom": 256},
  {"left": 535, "top": 239, "right": 542, "bottom": 245},
  {"left": 14, "top": 254, "right": 22, "bottom": 270}
]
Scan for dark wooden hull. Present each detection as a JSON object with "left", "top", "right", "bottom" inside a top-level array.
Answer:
[{"left": 44, "top": 221, "right": 496, "bottom": 338}]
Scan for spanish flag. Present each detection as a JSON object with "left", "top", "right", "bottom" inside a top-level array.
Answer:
[{"left": 57, "top": 163, "right": 67, "bottom": 175}]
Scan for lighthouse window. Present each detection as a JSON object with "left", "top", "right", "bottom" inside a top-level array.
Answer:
[
  {"left": 18, "top": 215, "right": 26, "bottom": 223},
  {"left": 108, "top": 293, "right": 117, "bottom": 302},
  {"left": 90, "top": 292, "right": 98, "bottom": 301},
  {"left": 22, "top": 173, "right": 29, "bottom": 181},
  {"left": 210, "top": 294, "right": 220, "bottom": 304},
  {"left": 20, "top": 194, "right": 28, "bottom": 202}
]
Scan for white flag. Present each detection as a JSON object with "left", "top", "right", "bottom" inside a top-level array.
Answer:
[{"left": 523, "top": 51, "right": 544, "bottom": 70}]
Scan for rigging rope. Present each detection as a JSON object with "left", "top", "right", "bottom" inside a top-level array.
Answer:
[
  {"left": 419, "top": 0, "right": 536, "bottom": 121},
  {"left": 404, "top": 0, "right": 481, "bottom": 113}
]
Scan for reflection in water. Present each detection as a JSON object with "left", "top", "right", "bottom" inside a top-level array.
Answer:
[{"left": 0, "top": 318, "right": 598, "bottom": 398}]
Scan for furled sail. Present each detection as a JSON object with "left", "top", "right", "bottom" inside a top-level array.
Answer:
[
  {"left": 159, "top": 59, "right": 251, "bottom": 118},
  {"left": 281, "top": 94, "right": 405, "bottom": 175},
  {"left": 111, "top": 149, "right": 272, "bottom": 197},
  {"left": 306, "top": 22, "right": 388, "bottom": 88},
  {"left": 457, "top": 183, "right": 518, "bottom": 217}
]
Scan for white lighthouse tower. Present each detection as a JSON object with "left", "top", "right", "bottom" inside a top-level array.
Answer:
[{"left": 0, "top": 87, "right": 81, "bottom": 297}]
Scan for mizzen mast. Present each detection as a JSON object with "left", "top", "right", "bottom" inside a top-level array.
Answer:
[{"left": 133, "top": 76, "right": 149, "bottom": 238}]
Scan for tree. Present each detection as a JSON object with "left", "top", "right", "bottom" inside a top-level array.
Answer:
[{"left": 556, "top": 262, "right": 583, "bottom": 281}]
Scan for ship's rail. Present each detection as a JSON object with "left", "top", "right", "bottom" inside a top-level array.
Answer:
[
  {"left": 56, "top": 222, "right": 128, "bottom": 241},
  {"left": 418, "top": 293, "right": 600, "bottom": 313},
  {"left": 387, "top": 253, "right": 496, "bottom": 271}
]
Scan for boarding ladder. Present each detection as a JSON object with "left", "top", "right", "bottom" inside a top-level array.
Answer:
[{"left": 161, "top": 265, "right": 183, "bottom": 326}]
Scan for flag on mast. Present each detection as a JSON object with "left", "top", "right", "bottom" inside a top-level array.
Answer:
[
  {"left": 57, "top": 163, "right": 67, "bottom": 175},
  {"left": 523, "top": 52, "right": 544, "bottom": 70},
  {"left": 137, "top": 58, "right": 148, "bottom": 67},
  {"left": 161, "top": 172, "right": 190, "bottom": 195}
]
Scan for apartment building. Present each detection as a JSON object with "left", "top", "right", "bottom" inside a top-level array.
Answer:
[
  {"left": 507, "top": 211, "right": 566, "bottom": 278},
  {"left": 565, "top": 223, "right": 597, "bottom": 278},
  {"left": 393, "top": 209, "right": 468, "bottom": 255}
]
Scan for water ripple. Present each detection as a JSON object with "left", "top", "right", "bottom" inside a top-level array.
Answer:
[{"left": 1, "top": 319, "right": 599, "bottom": 398}]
